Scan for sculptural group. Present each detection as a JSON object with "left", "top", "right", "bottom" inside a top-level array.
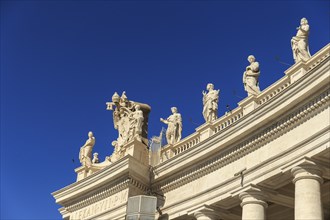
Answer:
[
  {"left": 77, "top": 18, "right": 313, "bottom": 167},
  {"left": 108, "top": 92, "right": 147, "bottom": 152}
]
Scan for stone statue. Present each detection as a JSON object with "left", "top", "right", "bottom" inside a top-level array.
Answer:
[
  {"left": 243, "top": 55, "right": 261, "bottom": 96},
  {"left": 202, "top": 83, "right": 220, "bottom": 122},
  {"left": 291, "top": 18, "right": 311, "bottom": 63},
  {"left": 79, "top": 131, "right": 95, "bottom": 167},
  {"left": 160, "top": 107, "right": 182, "bottom": 145},
  {"left": 107, "top": 91, "right": 150, "bottom": 154},
  {"left": 92, "top": 152, "right": 99, "bottom": 164},
  {"left": 129, "top": 104, "right": 144, "bottom": 141}
]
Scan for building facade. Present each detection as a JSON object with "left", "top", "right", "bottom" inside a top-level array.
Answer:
[{"left": 52, "top": 41, "right": 330, "bottom": 219}]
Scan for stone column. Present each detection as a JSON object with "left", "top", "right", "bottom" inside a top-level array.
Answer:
[
  {"left": 239, "top": 188, "right": 268, "bottom": 220},
  {"left": 291, "top": 163, "right": 323, "bottom": 220},
  {"left": 194, "top": 207, "right": 220, "bottom": 220}
]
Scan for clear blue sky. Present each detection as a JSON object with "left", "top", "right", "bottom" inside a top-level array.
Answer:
[{"left": 1, "top": 0, "right": 329, "bottom": 219}]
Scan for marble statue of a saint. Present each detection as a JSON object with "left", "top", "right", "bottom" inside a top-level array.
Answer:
[
  {"left": 243, "top": 55, "right": 261, "bottom": 96},
  {"left": 291, "top": 18, "right": 311, "bottom": 63},
  {"left": 129, "top": 104, "right": 144, "bottom": 141},
  {"left": 79, "top": 131, "right": 95, "bottom": 167},
  {"left": 202, "top": 83, "right": 220, "bottom": 122},
  {"left": 160, "top": 107, "right": 182, "bottom": 145}
]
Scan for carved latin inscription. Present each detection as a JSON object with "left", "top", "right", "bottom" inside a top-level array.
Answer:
[{"left": 71, "top": 189, "right": 128, "bottom": 219}]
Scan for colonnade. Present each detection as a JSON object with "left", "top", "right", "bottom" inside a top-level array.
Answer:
[{"left": 193, "top": 162, "right": 324, "bottom": 220}]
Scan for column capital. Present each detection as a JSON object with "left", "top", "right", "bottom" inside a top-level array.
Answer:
[
  {"left": 193, "top": 207, "right": 220, "bottom": 220},
  {"left": 239, "top": 187, "right": 268, "bottom": 208},
  {"left": 291, "top": 162, "right": 323, "bottom": 184}
]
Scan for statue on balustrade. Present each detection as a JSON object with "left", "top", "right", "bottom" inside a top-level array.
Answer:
[
  {"left": 243, "top": 55, "right": 261, "bottom": 96},
  {"left": 79, "top": 131, "right": 95, "bottom": 167},
  {"left": 107, "top": 91, "right": 150, "bottom": 156},
  {"left": 160, "top": 107, "right": 182, "bottom": 145},
  {"left": 291, "top": 18, "right": 311, "bottom": 63},
  {"left": 202, "top": 83, "right": 220, "bottom": 122}
]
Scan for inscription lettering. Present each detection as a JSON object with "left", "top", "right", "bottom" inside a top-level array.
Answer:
[{"left": 71, "top": 190, "right": 128, "bottom": 219}]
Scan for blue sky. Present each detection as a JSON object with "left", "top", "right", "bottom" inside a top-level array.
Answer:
[{"left": 1, "top": 0, "right": 329, "bottom": 219}]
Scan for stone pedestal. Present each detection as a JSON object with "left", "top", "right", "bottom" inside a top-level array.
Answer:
[
  {"left": 284, "top": 61, "right": 308, "bottom": 83},
  {"left": 111, "top": 139, "right": 149, "bottom": 166},
  {"left": 160, "top": 144, "right": 175, "bottom": 162},
  {"left": 75, "top": 158, "right": 112, "bottom": 181},
  {"left": 239, "top": 188, "right": 268, "bottom": 220},
  {"left": 123, "top": 139, "right": 149, "bottom": 166},
  {"left": 196, "top": 122, "right": 215, "bottom": 142},
  {"left": 75, "top": 166, "right": 90, "bottom": 181},
  {"left": 291, "top": 163, "right": 323, "bottom": 220},
  {"left": 238, "top": 96, "right": 259, "bottom": 115}
]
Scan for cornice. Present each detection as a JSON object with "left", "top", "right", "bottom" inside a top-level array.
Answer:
[
  {"left": 65, "top": 175, "right": 130, "bottom": 212},
  {"left": 53, "top": 155, "right": 149, "bottom": 205},
  {"left": 64, "top": 175, "right": 148, "bottom": 212},
  {"left": 52, "top": 156, "right": 130, "bottom": 198},
  {"left": 153, "top": 87, "right": 330, "bottom": 193}
]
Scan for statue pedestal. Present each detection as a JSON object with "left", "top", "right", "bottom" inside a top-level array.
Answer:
[
  {"left": 75, "top": 159, "right": 112, "bottom": 181},
  {"left": 196, "top": 122, "right": 215, "bottom": 142},
  {"left": 75, "top": 166, "right": 90, "bottom": 181},
  {"left": 284, "top": 61, "right": 307, "bottom": 83},
  {"left": 238, "top": 95, "right": 259, "bottom": 115},
  {"left": 112, "top": 139, "right": 149, "bottom": 166}
]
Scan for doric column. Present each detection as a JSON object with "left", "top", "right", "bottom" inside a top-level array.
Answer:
[
  {"left": 194, "top": 207, "right": 220, "bottom": 220},
  {"left": 291, "top": 163, "right": 323, "bottom": 220},
  {"left": 239, "top": 188, "right": 268, "bottom": 220}
]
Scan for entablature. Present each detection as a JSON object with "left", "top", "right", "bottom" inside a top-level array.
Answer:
[{"left": 52, "top": 155, "right": 149, "bottom": 207}]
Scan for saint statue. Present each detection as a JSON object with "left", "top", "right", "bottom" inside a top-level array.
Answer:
[
  {"left": 291, "top": 18, "right": 311, "bottom": 63},
  {"left": 202, "top": 83, "right": 220, "bottom": 122},
  {"left": 243, "top": 55, "right": 261, "bottom": 96},
  {"left": 160, "top": 107, "right": 182, "bottom": 145},
  {"left": 79, "top": 131, "right": 95, "bottom": 167},
  {"left": 129, "top": 104, "right": 144, "bottom": 141}
]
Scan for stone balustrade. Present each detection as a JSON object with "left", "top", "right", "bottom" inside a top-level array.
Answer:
[
  {"left": 257, "top": 76, "right": 291, "bottom": 106},
  {"left": 160, "top": 132, "right": 200, "bottom": 162},
  {"left": 213, "top": 107, "right": 244, "bottom": 133},
  {"left": 158, "top": 44, "right": 329, "bottom": 165}
]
